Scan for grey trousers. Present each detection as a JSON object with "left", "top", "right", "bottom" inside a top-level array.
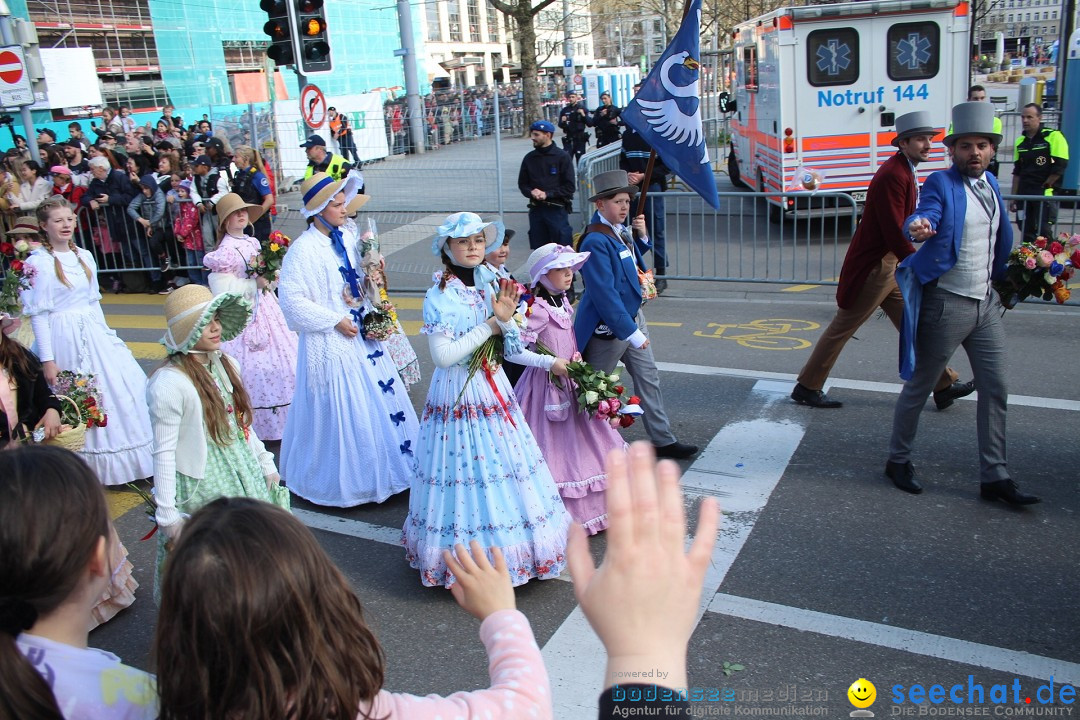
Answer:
[
  {"left": 582, "top": 311, "right": 678, "bottom": 447},
  {"left": 889, "top": 286, "right": 1009, "bottom": 484}
]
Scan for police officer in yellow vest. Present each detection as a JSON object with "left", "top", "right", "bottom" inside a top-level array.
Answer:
[
  {"left": 1010, "top": 103, "right": 1069, "bottom": 243},
  {"left": 301, "top": 134, "right": 352, "bottom": 182}
]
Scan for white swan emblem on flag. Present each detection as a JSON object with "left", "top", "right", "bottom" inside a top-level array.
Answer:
[{"left": 636, "top": 50, "right": 708, "bottom": 163}]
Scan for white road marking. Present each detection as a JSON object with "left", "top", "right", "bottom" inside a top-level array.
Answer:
[
  {"left": 655, "top": 362, "right": 1080, "bottom": 412},
  {"left": 709, "top": 593, "right": 1080, "bottom": 687},
  {"left": 542, "top": 381, "right": 805, "bottom": 717}
]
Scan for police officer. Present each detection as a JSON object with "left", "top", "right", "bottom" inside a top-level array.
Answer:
[
  {"left": 518, "top": 120, "right": 575, "bottom": 249},
  {"left": 558, "top": 91, "right": 591, "bottom": 162},
  {"left": 591, "top": 92, "right": 622, "bottom": 148},
  {"left": 301, "top": 134, "right": 353, "bottom": 182},
  {"left": 1010, "top": 103, "right": 1069, "bottom": 243}
]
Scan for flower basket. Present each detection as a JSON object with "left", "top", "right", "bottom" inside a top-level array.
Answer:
[{"left": 44, "top": 395, "right": 86, "bottom": 452}]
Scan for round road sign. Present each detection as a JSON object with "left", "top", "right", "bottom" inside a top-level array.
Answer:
[
  {"left": 573, "top": 73, "right": 583, "bottom": 85},
  {"left": 300, "top": 83, "right": 327, "bottom": 130},
  {"left": 0, "top": 50, "right": 24, "bottom": 85}
]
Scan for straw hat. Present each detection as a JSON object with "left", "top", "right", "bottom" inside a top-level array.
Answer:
[
  {"left": 524, "top": 243, "right": 591, "bottom": 287},
  {"left": 942, "top": 101, "right": 1002, "bottom": 147},
  {"left": 588, "top": 170, "right": 639, "bottom": 202},
  {"left": 347, "top": 193, "right": 371, "bottom": 215},
  {"left": 299, "top": 171, "right": 361, "bottom": 218},
  {"left": 160, "top": 284, "right": 252, "bottom": 354},
  {"left": 6, "top": 217, "right": 41, "bottom": 235},
  {"left": 215, "top": 193, "right": 264, "bottom": 232}
]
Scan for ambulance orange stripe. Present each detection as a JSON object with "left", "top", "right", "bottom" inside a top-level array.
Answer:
[{"left": 801, "top": 134, "right": 872, "bottom": 151}]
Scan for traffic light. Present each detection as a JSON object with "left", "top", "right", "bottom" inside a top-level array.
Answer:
[
  {"left": 261, "top": 0, "right": 295, "bottom": 66},
  {"left": 294, "top": 0, "right": 332, "bottom": 75}
]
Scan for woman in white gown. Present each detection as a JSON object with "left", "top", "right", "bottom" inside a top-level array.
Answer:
[
  {"left": 20, "top": 195, "right": 153, "bottom": 485},
  {"left": 276, "top": 172, "right": 419, "bottom": 507}
]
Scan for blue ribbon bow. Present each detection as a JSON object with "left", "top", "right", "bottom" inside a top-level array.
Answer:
[
  {"left": 390, "top": 411, "right": 406, "bottom": 426},
  {"left": 399, "top": 440, "right": 413, "bottom": 456},
  {"left": 378, "top": 378, "right": 395, "bottom": 394},
  {"left": 349, "top": 307, "right": 364, "bottom": 325},
  {"left": 316, "top": 214, "right": 363, "bottom": 299},
  {"left": 367, "top": 350, "right": 384, "bottom": 365}
]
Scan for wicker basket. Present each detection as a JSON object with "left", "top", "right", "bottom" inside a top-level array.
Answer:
[{"left": 44, "top": 395, "right": 87, "bottom": 452}]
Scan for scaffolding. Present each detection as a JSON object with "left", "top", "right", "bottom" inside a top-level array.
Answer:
[{"left": 27, "top": 0, "right": 167, "bottom": 108}]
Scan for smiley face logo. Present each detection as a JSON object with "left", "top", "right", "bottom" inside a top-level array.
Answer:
[{"left": 848, "top": 678, "right": 877, "bottom": 709}]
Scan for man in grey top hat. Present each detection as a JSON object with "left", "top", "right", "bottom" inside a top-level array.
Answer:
[
  {"left": 792, "top": 110, "right": 972, "bottom": 409},
  {"left": 887, "top": 102, "right": 1039, "bottom": 506}
]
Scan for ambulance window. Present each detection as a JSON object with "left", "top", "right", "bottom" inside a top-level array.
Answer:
[
  {"left": 742, "top": 46, "right": 758, "bottom": 92},
  {"left": 887, "top": 22, "right": 940, "bottom": 80},
  {"left": 806, "top": 28, "right": 859, "bottom": 87}
]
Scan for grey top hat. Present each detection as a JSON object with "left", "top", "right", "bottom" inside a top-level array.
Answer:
[
  {"left": 588, "top": 170, "right": 640, "bottom": 202},
  {"left": 891, "top": 110, "right": 937, "bottom": 147},
  {"left": 942, "top": 101, "right": 1002, "bottom": 147}
]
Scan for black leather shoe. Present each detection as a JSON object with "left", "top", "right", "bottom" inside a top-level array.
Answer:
[
  {"left": 655, "top": 442, "right": 699, "bottom": 459},
  {"left": 790, "top": 382, "right": 842, "bottom": 408},
  {"left": 934, "top": 380, "right": 976, "bottom": 410},
  {"left": 980, "top": 479, "right": 1041, "bottom": 506},
  {"left": 885, "top": 461, "right": 922, "bottom": 494},
  {"left": 654, "top": 278, "right": 668, "bottom": 295}
]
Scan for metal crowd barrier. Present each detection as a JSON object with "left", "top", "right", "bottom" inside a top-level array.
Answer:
[
  {"left": 1000, "top": 192, "right": 1079, "bottom": 240},
  {"left": 657, "top": 190, "right": 859, "bottom": 284}
]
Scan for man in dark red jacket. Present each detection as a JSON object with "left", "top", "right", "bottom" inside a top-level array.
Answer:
[{"left": 791, "top": 111, "right": 973, "bottom": 409}]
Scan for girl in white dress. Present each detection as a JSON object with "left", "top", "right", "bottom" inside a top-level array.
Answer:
[
  {"left": 277, "top": 172, "right": 419, "bottom": 507},
  {"left": 20, "top": 196, "right": 153, "bottom": 485}
]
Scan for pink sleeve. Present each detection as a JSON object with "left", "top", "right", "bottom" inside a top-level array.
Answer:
[
  {"left": 203, "top": 237, "right": 252, "bottom": 273},
  {"left": 521, "top": 302, "right": 550, "bottom": 346},
  {"left": 361, "top": 610, "right": 552, "bottom": 720}
]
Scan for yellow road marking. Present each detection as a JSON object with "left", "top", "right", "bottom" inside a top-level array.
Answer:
[
  {"left": 100, "top": 294, "right": 168, "bottom": 306},
  {"left": 399, "top": 319, "right": 422, "bottom": 335},
  {"left": 128, "top": 342, "right": 167, "bottom": 360},
  {"left": 106, "top": 315, "right": 167, "bottom": 329},
  {"left": 782, "top": 284, "right": 821, "bottom": 292},
  {"left": 390, "top": 296, "right": 423, "bottom": 310},
  {"left": 648, "top": 321, "right": 684, "bottom": 328},
  {"left": 106, "top": 488, "right": 144, "bottom": 521}
]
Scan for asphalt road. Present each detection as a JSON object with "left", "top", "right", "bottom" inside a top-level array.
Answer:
[{"left": 91, "top": 270, "right": 1079, "bottom": 717}]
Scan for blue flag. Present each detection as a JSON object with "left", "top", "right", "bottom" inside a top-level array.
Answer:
[{"left": 622, "top": 0, "right": 720, "bottom": 209}]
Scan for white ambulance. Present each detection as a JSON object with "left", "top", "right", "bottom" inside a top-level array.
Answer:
[{"left": 727, "top": 0, "right": 970, "bottom": 219}]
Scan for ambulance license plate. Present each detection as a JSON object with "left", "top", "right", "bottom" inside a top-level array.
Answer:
[{"left": 850, "top": 191, "right": 867, "bottom": 202}]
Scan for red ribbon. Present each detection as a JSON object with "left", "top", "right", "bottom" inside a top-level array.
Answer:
[
  {"left": 482, "top": 358, "right": 516, "bottom": 428},
  {"left": 140, "top": 524, "right": 158, "bottom": 541}
]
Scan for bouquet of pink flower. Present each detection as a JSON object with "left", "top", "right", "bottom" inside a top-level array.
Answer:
[
  {"left": 994, "top": 232, "right": 1078, "bottom": 308},
  {"left": 534, "top": 345, "right": 643, "bottom": 429}
]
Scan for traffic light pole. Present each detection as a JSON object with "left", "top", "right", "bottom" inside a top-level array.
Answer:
[
  {"left": 296, "top": 68, "right": 313, "bottom": 140},
  {"left": 0, "top": 4, "right": 39, "bottom": 162},
  {"left": 396, "top": 0, "right": 425, "bottom": 154}
]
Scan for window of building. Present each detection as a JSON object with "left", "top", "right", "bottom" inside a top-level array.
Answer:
[
  {"left": 448, "top": 0, "right": 462, "bottom": 41},
  {"left": 486, "top": 2, "right": 499, "bottom": 41},
  {"left": 1051, "top": 10, "right": 1057, "bottom": 18},
  {"left": 807, "top": 28, "right": 859, "bottom": 86},
  {"left": 466, "top": 0, "right": 481, "bottom": 41},
  {"left": 887, "top": 21, "right": 939, "bottom": 81},
  {"left": 1007, "top": 13, "right": 1013, "bottom": 21},
  {"left": 427, "top": 0, "right": 442, "bottom": 42}
]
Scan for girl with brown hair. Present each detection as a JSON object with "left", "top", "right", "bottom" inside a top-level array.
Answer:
[
  {"left": 0, "top": 445, "right": 156, "bottom": 720},
  {"left": 20, "top": 196, "right": 154, "bottom": 485},
  {"left": 154, "top": 497, "right": 552, "bottom": 720},
  {"left": 146, "top": 284, "right": 290, "bottom": 595}
]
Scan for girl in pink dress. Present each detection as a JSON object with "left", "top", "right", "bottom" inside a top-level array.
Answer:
[
  {"left": 515, "top": 243, "right": 626, "bottom": 535},
  {"left": 203, "top": 193, "right": 298, "bottom": 441}
]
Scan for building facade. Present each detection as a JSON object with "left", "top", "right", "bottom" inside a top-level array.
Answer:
[
  {"left": 421, "top": 0, "right": 513, "bottom": 87},
  {"left": 978, "top": 0, "right": 1065, "bottom": 60},
  {"left": 7, "top": 0, "right": 426, "bottom": 115}
]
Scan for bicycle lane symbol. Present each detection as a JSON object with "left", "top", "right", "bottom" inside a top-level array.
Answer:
[{"left": 692, "top": 319, "right": 821, "bottom": 350}]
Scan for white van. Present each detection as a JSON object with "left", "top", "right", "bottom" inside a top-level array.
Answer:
[{"left": 727, "top": 0, "right": 970, "bottom": 220}]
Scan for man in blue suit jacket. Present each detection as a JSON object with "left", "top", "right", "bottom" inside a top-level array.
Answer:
[
  {"left": 574, "top": 170, "right": 698, "bottom": 460},
  {"left": 887, "top": 102, "right": 1039, "bottom": 506}
]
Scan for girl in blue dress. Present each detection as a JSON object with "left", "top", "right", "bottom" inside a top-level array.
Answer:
[{"left": 403, "top": 212, "right": 572, "bottom": 588}]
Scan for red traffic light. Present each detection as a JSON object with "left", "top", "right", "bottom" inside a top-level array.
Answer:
[
  {"left": 298, "top": 0, "right": 323, "bottom": 11},
  {"left": 260, "top": 0, "right": 286, "bottom": 13}
]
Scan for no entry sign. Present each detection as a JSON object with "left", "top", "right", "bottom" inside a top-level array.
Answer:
[
  {"left": 0, "top": 46, "right": 34, "bottom": 107},
  {"left": 300, "top": 83, "right": 326, "bottom": 130}
]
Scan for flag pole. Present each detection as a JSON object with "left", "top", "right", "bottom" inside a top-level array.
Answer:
[{"left": 633, "top": 0, "right": 694, "bottom": 222}]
